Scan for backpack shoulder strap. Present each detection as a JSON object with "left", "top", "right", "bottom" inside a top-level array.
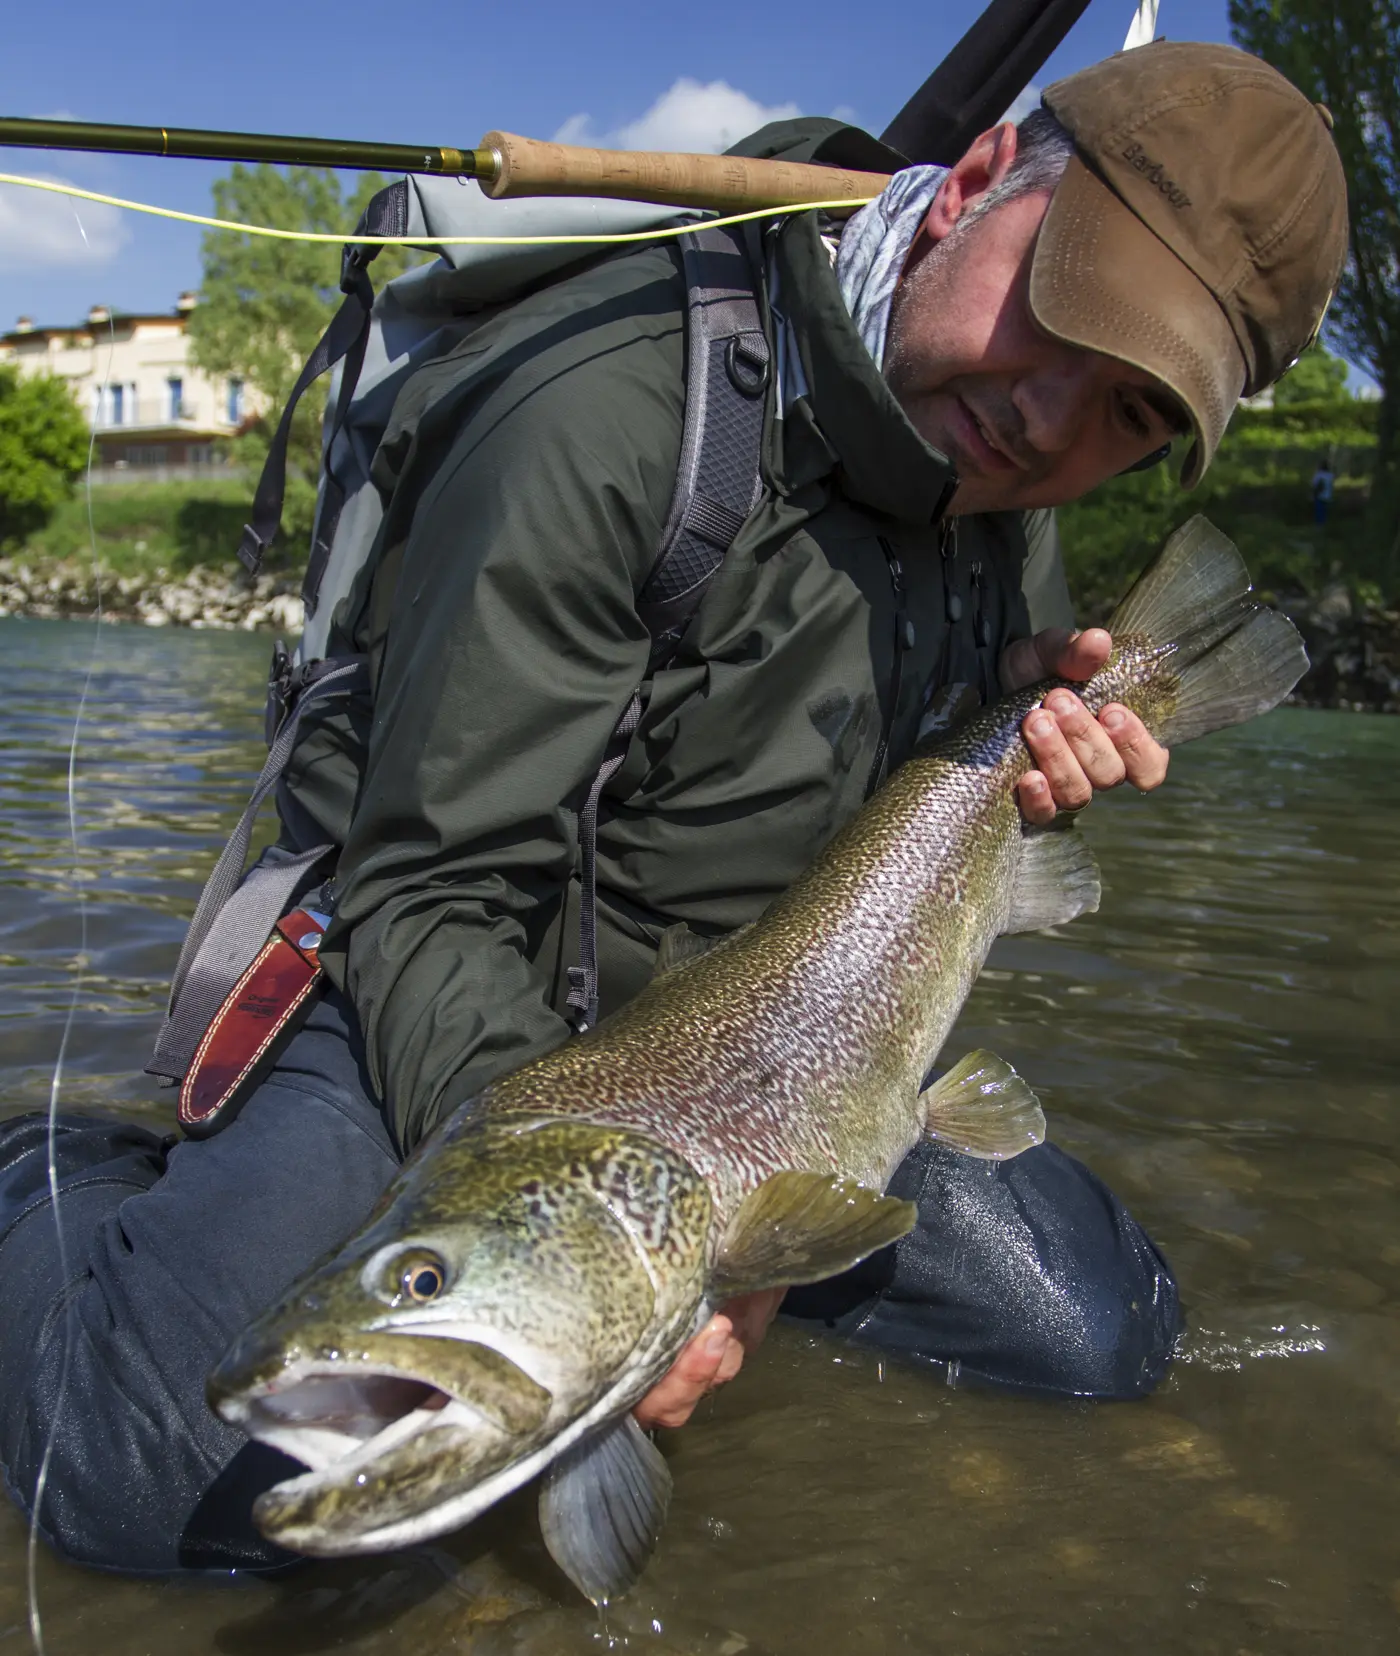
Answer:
[
  {"left": 236, "top": 180, "right": 411, "bottom": 592},
  {"left": 151, "top": 218, "right": 770, "bottom": 1080},
  {"left": 637, "top": 222, "right": 770, "bottom": 658},
  {"left": 567, "top": 221, "right": 769, "bottom": 1032}
]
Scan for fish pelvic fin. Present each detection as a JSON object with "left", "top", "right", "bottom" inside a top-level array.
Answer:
[
  {"left": 1109, "top": 515, "right": 1308, "bottom": 746},
  {"left": 1004, "top": 821, "right": 1102, "bottom": 934},
  {"left": 539, "top": 1413, "right": 673, "bottom": 1605},
  {"left": 924, "top": 1050, "right": 1046, "bottom": 1161},
  {"left": 710, "top": 1172, "right": 918, "bottom": 1298}
]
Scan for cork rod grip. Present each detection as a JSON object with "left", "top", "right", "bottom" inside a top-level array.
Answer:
[{"left": 479, "top": 130, "right": 890, "bottom": 213}]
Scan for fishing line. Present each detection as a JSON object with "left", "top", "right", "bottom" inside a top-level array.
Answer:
[
  {"left": 25, "top": 289, "right": 111, "bottom": 1656},
  {"left": 0, "top": 172, "right": 873, "bottom": 245}
]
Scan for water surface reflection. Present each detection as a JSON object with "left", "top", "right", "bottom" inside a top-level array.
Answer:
[{"left": 1, "top": 616, "right": 1396, "bottom": 1653}]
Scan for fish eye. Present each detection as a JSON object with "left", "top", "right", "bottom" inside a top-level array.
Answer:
[{"left": 386, "top": 1250, "right": 448, "bottom": 1305}]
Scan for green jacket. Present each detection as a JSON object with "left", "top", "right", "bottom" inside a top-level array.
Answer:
[{"left": 286, "top": 121, "right": 1074, "bottom": 1153}]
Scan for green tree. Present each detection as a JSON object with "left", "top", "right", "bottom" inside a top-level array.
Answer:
[
  {"left": 0, "top": 367, "right": 90, "bottom": 547},
  {"left": 1272, "top": 339, "right": 1351, "bottom": 407},
  {"left": 189, "top": 165, "right": 425, "bottom": 564},
  {"left": 1229, "top": 2, "right": 1400, "bottom": 545}
]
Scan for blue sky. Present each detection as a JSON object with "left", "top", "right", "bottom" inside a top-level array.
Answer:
[{"left": 0, "top": 1, "right": 1242, "bottom": 330}]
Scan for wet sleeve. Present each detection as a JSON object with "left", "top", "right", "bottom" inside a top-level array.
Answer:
[
  {"left": 1020, "top": 507, "right": 1076, "bottom": 634},
  {"left": 327, "top": 307, "right": 684, "bottom": 1153}
]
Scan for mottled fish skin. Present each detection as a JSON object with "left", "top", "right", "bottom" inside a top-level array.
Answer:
[
  {"left": 213, "top": 636, "right": 1188, "bottom": 1552},
  {"left": 213, "top": 520, "right": 1309, "bottom": 1580},
  {"left": 478, "top": 634, "right": 1179, "bottom": 1235}
]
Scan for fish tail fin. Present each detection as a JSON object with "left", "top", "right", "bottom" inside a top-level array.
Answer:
[{"left": 1108, "top": 515, "right": 1308, "bottom": 747}]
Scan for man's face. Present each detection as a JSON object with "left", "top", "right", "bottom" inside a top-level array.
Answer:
[{"left": 886, "top": 182, "right": 1186, "bottom": 517}]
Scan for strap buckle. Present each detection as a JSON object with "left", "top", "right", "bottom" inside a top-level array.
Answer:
[
  {"left": 264, "top": 641, "right": 317, "bottom": 746},
  {"left": 725, "top": 332, "right": 770, "bottom": 398}
]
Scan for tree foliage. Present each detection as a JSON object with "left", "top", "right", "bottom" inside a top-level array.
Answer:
[
  {"left": 1229, "top": 1, "right": 1400, "bottom": 482},
  {"left": 0, "top": 367, "right": 90, "bottom": 547},
  {"left": 189, "top": 166, "right": 426, "bottom": 560},
  {"left": 1059, "top": 400, "right": 1383, "bottom": 613},
  {"left": 1272, "top": 339, "right": 1351, "bottom": 407}
]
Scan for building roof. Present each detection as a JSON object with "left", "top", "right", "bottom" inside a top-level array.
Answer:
[{"left": 1, "top": 294, "right": 199, "bottom": 349}]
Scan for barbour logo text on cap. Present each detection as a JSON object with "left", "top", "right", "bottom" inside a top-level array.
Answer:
[{"left": 1121, "top": 141, "right": 1192, "bottom": 209}]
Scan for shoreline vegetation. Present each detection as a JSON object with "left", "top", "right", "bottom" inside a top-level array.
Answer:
[{"left": 1, "top": 394, "right": 1397, "bottom": 713}]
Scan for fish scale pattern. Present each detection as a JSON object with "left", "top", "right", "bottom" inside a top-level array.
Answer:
[{"left": 480, "top": 632, "right": 1185, "bottom": 1240}]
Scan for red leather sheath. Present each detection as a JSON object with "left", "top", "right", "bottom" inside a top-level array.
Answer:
[{"left": 178, "top": 908, "right": 327, "bottom": 1138}]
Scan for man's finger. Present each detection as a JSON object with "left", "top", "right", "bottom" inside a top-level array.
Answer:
[
  {"left": 1041, "top": 689, "right": 1126, "bottom": 792},
  {"left": 1048, "top": 627, "right": 1112, "bottom": 683},
  {"left": 1015, "top": 768, "right": 1059, "bottom": 826},
  {"left": 632, "top": 1315, "right": 732, "bottom": 1431},
  {"left": 1099, "top": 704, "right": 1170, "bottom": 790},
  {"left": 999, "top": 627, "right": 1113, "bottom": 693},
  {"left": 1021, "top": 707, "right": 1094, "bottom": 813}
]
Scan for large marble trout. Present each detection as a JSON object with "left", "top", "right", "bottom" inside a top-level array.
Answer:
[{"left": 208, "top": 517, "right": 1306, "bottom": 1602}]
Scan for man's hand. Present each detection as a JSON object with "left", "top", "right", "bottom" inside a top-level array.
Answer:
[
  {"left": 632, "top": 1289, "right": 785, "bottom": 1432},
  {"left": 1000, "top": 627, "right": 1169, "bottom": 826}
]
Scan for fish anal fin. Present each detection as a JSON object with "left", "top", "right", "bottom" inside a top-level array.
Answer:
[
  {"left": 924, "top": 1049, "right": 1045, "bottom": 1161},
  {"left": 539, "top": 1413, "right": 672, "bottom": 1605},
  {"left": 710, "top": 1171, "right": 917, "bottom": 1298},
  {"left": 1004, "top": 823, "right": 1101, "bottom": 934}
]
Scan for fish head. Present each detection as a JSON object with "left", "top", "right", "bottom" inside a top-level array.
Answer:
[{"left": 206, "top": 1114, "right": 712, "bottom": 1555}]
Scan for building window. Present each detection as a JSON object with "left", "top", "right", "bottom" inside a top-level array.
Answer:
[
  {"left": 168, "top": 378, "right": 184, "bottom": 420},
  {"left": 227, "top": 378, "right": 244, "bottom": 424},
  {"left": 109, "top": 383, "right": 124, "bottom": 426}
]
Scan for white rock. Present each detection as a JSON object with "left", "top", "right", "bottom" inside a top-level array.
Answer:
[{"left": 266, "top": 593, "right": 304, "bottom": 631}]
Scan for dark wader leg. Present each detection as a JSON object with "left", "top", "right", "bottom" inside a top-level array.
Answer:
[
  {"left": 1, "top": 998, "right": 1178, "bottom": 1576},
  {"left": 782, "top": 1138, "right": 1181, "bottom": 1398},
  {"left": 0, "top": 989, "right": 398, "bottom": 1573}
]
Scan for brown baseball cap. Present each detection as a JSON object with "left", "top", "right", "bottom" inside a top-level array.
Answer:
[{"left": 1029, "top": 41, "right": 1348, "bottom": 485}]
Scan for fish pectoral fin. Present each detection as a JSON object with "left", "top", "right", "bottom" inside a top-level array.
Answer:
[
  {"left": 923, "top": 1049, "right": 1046, "bottom": 1161},
  {"left": 1003, "top": 822, "right": 1102, "bottom": 934},
  {"left": 710, "top": 1171, "right": 918, "bottom": 1297},
  {"left": 538, "top": 1413, "right": 673, "bottom": 1605}
]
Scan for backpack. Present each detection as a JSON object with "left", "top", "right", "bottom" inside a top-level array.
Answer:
[{"left": 147, "top": 177, "right": 773, "bottom": 1088}]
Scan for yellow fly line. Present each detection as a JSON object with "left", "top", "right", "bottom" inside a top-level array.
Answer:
[{"left": 0, "top": 170, "right": 876, "bottom": 246}]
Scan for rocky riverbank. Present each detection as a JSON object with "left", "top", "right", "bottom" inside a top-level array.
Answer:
[
  {"left": 3, "top": 556, "right": 1398, "bottom": 713},
  {"left": 1279, "top": 584, "right": 1400, "bottom": 714},
  {"left": 0, "top": 557, "right": 303, "bottom": 633}
]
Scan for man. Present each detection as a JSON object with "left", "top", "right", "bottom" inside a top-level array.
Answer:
[{"left": 0, "top": 42, "right": 1345, "bottom": 1572}]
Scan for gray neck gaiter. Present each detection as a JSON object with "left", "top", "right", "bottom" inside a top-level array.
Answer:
[{"left": 834, "top": 164, "right": 947, "bottom": 369}]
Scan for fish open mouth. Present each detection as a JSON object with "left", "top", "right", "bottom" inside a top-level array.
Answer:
[
  {"left": 210, "top": 1336, "right": 555, "bottom": 1549},
  {"left": 234, "top": 1367, "right": 456, "bottom": 1472}
]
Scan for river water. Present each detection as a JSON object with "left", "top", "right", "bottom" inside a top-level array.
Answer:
[{"left": 1, "top": 614, "right": 1397, "bottom": 1654}]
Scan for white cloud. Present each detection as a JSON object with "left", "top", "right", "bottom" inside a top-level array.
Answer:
[
  {"left": 1001, "top": 83, "right": 1042, "bottom": 125},
  {"left": 554, "top": 78, "right": 802, "bottom": 155},
  {"left": 0, "top": 174, "right": 128, "bottom": 273}
]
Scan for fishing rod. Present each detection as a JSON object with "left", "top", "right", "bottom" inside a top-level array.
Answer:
[
  {"left": 0, "top": 1, "right": 1095, "bottom": 213},
  {"left": 0, "top": 117, "right": 887, "bottom": 214}
]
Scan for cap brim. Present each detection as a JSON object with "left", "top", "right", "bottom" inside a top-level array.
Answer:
[{"left": 1029, "top": 156, "right": 1245, "bottom": 487}]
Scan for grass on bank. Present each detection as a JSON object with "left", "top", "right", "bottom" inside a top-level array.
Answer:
[
  {"left": 11, "top": 397, "right": 1385, "bottom": 612},
  {"left": 15, "top": 478, "right": 293, "bottom": 582},
  {"left": 1058, "top": 398, "right": 1384, "bottom": 618}
]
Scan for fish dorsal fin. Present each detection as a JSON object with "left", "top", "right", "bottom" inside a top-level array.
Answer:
[
  {"left": 539, "top": 1413, "right": 673, "bottom": 1605},
  {"left": 1003, "top": 823, "right": 1102, "bottom": 934},
  {"left": 924, "top": 1049, "right": 1045, "bottom": 1160},
  {"left": 710, "top": 1171, "right": 917, "bottom": 1298},
  {"left": 653, "top": 922, "right": 719, "bottom": 978}
]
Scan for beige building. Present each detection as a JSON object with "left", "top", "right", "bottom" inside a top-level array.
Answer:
[{"left": 0, "top": 293, "right": 258, "bottom": 478}]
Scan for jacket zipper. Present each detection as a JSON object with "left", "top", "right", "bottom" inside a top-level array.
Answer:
[{"left": 866, "top": 536, "right": 912, "bottom": 797}]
